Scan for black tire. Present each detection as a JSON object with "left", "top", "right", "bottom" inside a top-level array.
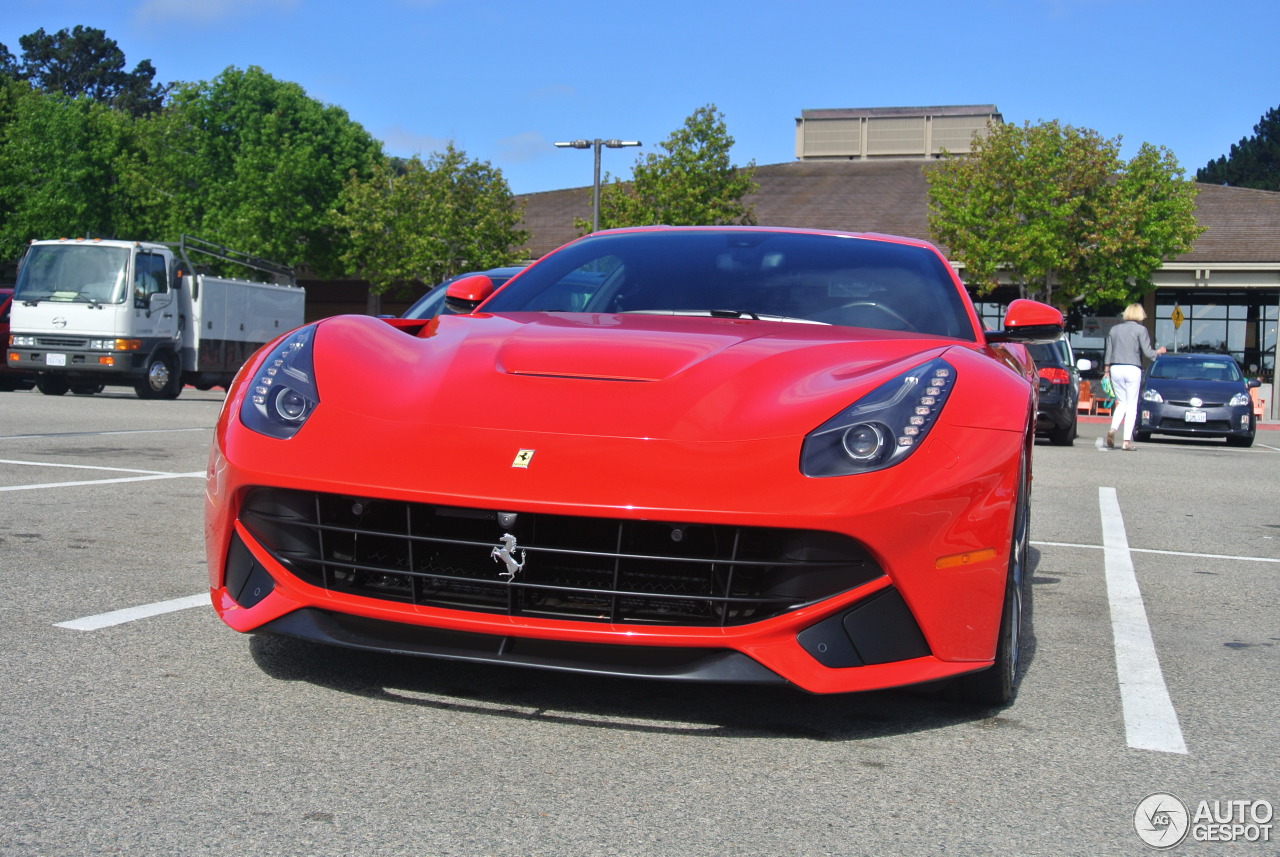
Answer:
[
  {"left": 956, "top": 460, "right": 1028, "bottom": 707},
  {"left": 36, "top": 376, "right": 70, "bottom": 396},
  {"left": 1048, "top": 417, "right": 1076, "bottom": 446},
  {"left": 1226, "top": 433, "right": 1255, "bottom": 448},
  {"left": 1135, "top": 430, "right": 1151, "bottom": 443},
  {"left": 135, "top": 351, "right": 182, "bottom": 400},
  {"left": 70, "top": 383, "right": 104, "bottom": 395}
]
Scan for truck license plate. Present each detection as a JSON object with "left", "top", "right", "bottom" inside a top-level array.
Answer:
[
  {"left": 1184, "top": 408, "right": 1207, "bottom": 423},
  {"left": 45, "top": 353, "right": 66, "bottom": 367}
]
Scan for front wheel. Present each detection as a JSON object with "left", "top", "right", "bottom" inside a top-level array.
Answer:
[
  {"left": 956, "top": 460, "right": 1028, "bottom": 706},
  {"left": 36, "top": 376, "right": 70, "bottom": 396},
  {"left": 1135, "top": 430, "right": 1151, "bottom": 443},
  {"left": 135, "top": 352, "right": 182, "bottom": 400}
]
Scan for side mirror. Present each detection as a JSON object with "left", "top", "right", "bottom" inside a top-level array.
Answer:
[
  {"left": 1248, "top": 378, "right": 1262, "bottom": 389},
  {"left": 1076, "top": 358, "right": 1092, "bottom": 372},
  {"left": 986, "top": 299, "right": 1064, "bottom": 344},
  {"left": 444, "top": 274, "right": 497, "bottom": 314}
]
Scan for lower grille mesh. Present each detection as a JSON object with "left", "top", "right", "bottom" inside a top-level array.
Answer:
[{"left": 239, "top": 488, "right": 882, "bottom": 627}]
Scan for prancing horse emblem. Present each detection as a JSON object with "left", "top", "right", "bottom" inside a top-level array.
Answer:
[{"left": 490, "top": 533, "right": 526, "bottom": 582}]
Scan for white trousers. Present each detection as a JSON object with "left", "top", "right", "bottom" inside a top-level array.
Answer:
[{"left": 1108, "top": 364, "right": 1143, "bottom": 442}]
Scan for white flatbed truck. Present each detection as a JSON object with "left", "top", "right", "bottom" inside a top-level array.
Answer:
[{"left": 5, "top": 235, "right": 303, "bottom": 399}]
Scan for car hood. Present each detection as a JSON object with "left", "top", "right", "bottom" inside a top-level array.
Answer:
[{"left": 309, "top": 313, "right": 966, "bottom": 443}]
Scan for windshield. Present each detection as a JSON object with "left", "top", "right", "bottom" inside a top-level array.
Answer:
[
  {"left": 481, "top": 230, "right": 976, "bottom": 340},
  {"left": 1150, "top": 358, "right": 1243, "bottom": 382},
  {"left": 14, "top": 244, "right": 131, "bottom": 305}
]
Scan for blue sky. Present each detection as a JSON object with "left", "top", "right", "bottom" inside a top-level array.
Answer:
[{"left": 4, "top": 0, "right": 1278, "bottom": 195}]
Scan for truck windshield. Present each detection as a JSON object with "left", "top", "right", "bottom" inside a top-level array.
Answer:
[{"left": 14, "top": 244, "right": 130, "bottom": 305}]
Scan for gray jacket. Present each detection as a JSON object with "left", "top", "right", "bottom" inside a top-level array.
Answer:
[{"left": 1104, "top": 320, "right": 1160, "bottom": 367}]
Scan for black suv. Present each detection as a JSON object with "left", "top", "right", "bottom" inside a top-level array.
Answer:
[{"left": 1028, "top": 337, "right": 1088, "bottom": 445}]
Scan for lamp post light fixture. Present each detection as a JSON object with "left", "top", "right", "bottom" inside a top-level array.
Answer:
[{"left": 554, "top": 138, "right": 641, "bottom": 232}]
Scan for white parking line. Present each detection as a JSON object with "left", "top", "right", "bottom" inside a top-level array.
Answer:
[
  {"left": 1098, "top": 487, "right": 1188, "bottom": 755},
  {"left": 54, "top": 593, "right": 208, "bottom": 631},
  {"left": 0, "top": 456, "right": 205, "bottom": 491},
  {"left": 0, "top": 458, "right": 182, "bottom": 475},
  {"left": 0, "top": 471, "right": 205, "bottom": 492}
]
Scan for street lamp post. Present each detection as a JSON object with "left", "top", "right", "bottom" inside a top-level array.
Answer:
[{"left": 553, "top": 138, "right": 641, "bottom": 233}]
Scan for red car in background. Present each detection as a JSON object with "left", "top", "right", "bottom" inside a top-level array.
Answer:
[
  {"left": 205, "top": 227, "right": 1062, "bottom": 706},
  {"left": 1, "top": 287, "right": 36, "bottom": 391}
]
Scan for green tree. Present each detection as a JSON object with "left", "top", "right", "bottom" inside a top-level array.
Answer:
[
  {"left": 925, "top": 120, "right": 1203, "bottom": 308},
  {"left": 333, "top": 145, "right": 527, "bottom": 303},
  {"left": 589, "top": 104, "right": 756, "bottom": 231},
  {"left": 0, "top": 43, "right": 18, "bottom": 80},
  {"left": 17, "top": 26, "right": 166, "bottom": 116},
  {"left": 1197, "top": 105, "right": 1280, "bottom": 190},
  {"left": 0, "top": 87, "right": 133, "bottom": 258},
  {"left": 127, "top": 66, "right": 382, "bottom": 274}
]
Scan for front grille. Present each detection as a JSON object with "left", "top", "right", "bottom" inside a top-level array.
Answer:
[
  {"left": 1156, "top": 417, "right": 1233, "bottom": 431},
  {"left": 239, "top": 488, "right": 883, "bottom": 627},
  {"left": 36, "top": 336, "right": 88, "bottom": 348}
]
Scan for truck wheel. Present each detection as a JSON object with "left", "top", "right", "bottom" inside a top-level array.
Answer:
[
  {"left": 135, "top": 352, "right": 182, "bottom": 400},
  {"left": 36, "top": 377, "right": 70, "bottom": 396},
  {"left": 71, "top": 383, "right": 104, "bottom": 395}
]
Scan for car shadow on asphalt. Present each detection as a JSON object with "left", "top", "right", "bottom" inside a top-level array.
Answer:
[{"left": 246, "top": 549, "right": 1043, "bottom": 743}]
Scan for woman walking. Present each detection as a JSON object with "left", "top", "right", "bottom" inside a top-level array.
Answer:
[{"left": 1104, "top": 304, "right": 1166, "bottom": 450}]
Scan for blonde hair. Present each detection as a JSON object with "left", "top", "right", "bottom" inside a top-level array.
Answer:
[{"left": 1122, "top": 303, "right": 1147, "bottom": 322}]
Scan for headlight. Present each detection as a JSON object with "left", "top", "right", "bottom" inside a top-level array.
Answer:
[
  {"left": 801, "top": 357, "right": 955, "bottom": 476},
  {"left": 1229, "top": 392, "right": 1251, "bottom": 407},
  {"left": 10, "top": 335, "right": 35, "bottom": 347},
  {"left": 239, "top": 325, "right": 320, "bottom": 439},
  {"left": 1142, "top": 388, "right": 1164, "bottom": 403}
]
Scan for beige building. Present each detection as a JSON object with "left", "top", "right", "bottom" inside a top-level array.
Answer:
[{"left": 516, "top": 105, "right": 1280, "bottom": 416}]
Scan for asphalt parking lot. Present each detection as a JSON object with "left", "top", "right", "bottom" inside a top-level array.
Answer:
[{"left": 1, "top": 390, "right": 1277, "bottom": 856}]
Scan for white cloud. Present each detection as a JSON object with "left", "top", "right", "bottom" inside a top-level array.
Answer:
[
  {"left": 379, "top": 125, "right": 453, "bottom": 159},
  {"left": 496, "top": 131, "right": 552, "bottom": 164}
]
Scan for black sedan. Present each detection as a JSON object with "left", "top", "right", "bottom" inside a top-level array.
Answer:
[
  {"left": 1027, "top": 338, "right": 1088, "bottom": 446},
  {"left": 1136, "top": 354, "right": 1259, "bottom": 447}
]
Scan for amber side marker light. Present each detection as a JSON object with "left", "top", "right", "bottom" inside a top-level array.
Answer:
[
  {"left": 935, "top": 548, "right": 997, "bottom": 569},
  {"left": 99, "top": 355, "right": 114, "bottom": 366}
]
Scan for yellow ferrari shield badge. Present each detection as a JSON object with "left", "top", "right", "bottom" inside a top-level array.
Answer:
[{"left": 512, "top": 449, "right": 535, "bottom": 468}]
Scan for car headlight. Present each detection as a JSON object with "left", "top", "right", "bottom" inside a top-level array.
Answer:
[
  {"left": 801, "top": 357, "right": 955, "bottom": 476},
  {"left": 1142, "top": 388, "right": 1164, "bottom": 403},
  {"left": 239, "top": 325, "right": 320, "bottom": 439},
  {"left": 1229, "top": 392, "right": 1251, "bottom": 407}
]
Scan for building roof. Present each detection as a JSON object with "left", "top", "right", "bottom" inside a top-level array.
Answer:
[{"left": 515, "top": 160, "right": 1280, "bottom": 265}]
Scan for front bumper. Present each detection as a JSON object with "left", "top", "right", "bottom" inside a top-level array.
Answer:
[
  {"left": 207, "top": 428, "right": 1022, "bottom": 695},
  {"left": 1139, "top": 402, "right": 1253, "bottom": 438}
]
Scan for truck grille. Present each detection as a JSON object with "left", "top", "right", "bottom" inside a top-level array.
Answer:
[
  {"left": 239, "top": 488, "right": 883, "bottom": 627},
  {"left": 36, "top": 336, "right": 88, "bottom": 348}
]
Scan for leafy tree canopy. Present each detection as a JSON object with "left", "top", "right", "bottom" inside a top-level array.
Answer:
[
  {"left": 590, "top": 104, "right": 756, "bottom": 232},
  {"left": 0, "top": 43, "right": 17, "bottom": 79},
  {"left": 1197, "top": 105, "right": 1280, "bottom": 191},
  {"left": 926, "top": 120, "right": 1203, "bottom": 308},
  {"left": 128, "top": 65, "right": 382, "bottom": 275},
  {"left": 15, "top": 26, "right": 167, "bottom": 116},
  {"left": 0, "top": 86, "right": 131, "bottom": 258},
  {"left": 333, "top": 144, "right": 528, "bottom": 298}
]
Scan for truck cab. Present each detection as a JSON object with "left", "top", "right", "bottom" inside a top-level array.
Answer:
[{"left": 6, "top": 236, "right": 301, "bottom": 399}]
